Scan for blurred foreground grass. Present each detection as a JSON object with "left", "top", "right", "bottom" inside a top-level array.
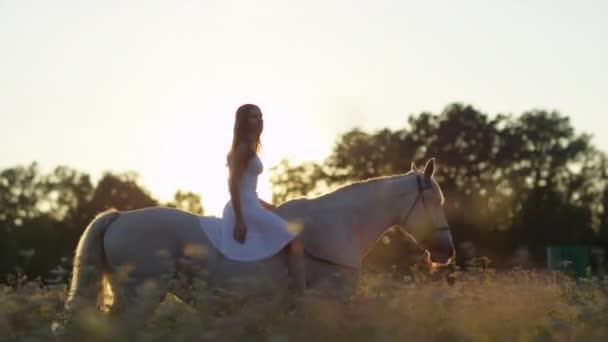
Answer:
[{"left": 1, "top": 268, "right": 607, "bottom": 341}]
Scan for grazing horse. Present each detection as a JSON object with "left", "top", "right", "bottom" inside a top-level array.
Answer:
[{"left": 65, "top": 159, "right": 454, "bottom": 317}]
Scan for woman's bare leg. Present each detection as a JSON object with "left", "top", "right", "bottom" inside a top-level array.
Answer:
[{"left": 287, "top": 237, "right": 306, "bottom": 295}]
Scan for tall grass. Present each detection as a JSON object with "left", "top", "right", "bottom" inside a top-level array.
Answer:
[{"left": 1, "top": 267, "right": 607, "bottom": 341}]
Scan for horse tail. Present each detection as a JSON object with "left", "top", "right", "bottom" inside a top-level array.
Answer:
[{"left": 65, "top": 209, "right": 120, "bottom": 312}]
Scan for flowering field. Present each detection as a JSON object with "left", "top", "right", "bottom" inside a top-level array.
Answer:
[{"left": 1, "top": 268, "right": 607, "bottom": 341}]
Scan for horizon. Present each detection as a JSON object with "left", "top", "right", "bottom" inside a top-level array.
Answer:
[{"left": 2, "top": 0, "right": 607, "bottom": 215}]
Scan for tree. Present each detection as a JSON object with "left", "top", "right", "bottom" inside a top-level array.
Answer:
[
  {"left": 40, "top": 166, "right": 94, "bottom": 221},
  {"left": 0, "top": 163, "right": 47, "bottom": 277},
  {"left": 269, "top": 159, "right": 329, "bottom": 204},
  {"left": 0, "top": 163, "right": 46, "bottom": 228},
  {"left": 596, "top": 156, "right": 608, "bottom": 248},
  {"left": 504, "top": 111, "right": 599, "bottom": 259},
  {"left": 166, "top": 190, "right": 205, "bottom": 215},
  {"left": 81, "top": 172, "right": 158, "bottom": 214},
  {"left": 0, "top": 167, "right": 160, "bottom": 281}
]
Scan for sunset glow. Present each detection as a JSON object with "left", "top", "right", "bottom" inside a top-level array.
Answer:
[{"left": 1, "top": 0, "right": 607, "bottom": 215}]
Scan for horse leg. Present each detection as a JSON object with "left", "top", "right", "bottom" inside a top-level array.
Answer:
[
  {"left": 167, "top": 243, "right": 212, "bottom": 307},
  {"left": 168, "top": 272, "right": 194, "bottom": 305},
  {"left": 106, "top": 267, "right": 173, "bottom": 336},
  {"left": 287, "top": 237, "right": 307, "bottom": 295},
  {"left": 307, "top": 258, "right": 359, "bottom": 302}
]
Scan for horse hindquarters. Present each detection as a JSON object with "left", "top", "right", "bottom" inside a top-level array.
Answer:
[
  {"left": 101, "top": 208, "right": 200, "bottom": 313},
  {"left": 65, "top": 209, "right": 120, "bottom": 312}
]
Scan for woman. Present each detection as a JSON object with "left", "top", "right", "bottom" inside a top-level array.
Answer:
[{"left": 222, "top": 104, "right": 306, "bottom": 295}]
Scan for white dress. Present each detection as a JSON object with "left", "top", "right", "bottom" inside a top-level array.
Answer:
[{"left": 211, "top": 153, "right": 297, "bottom": 261}]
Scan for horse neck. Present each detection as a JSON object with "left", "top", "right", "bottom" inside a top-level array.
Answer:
[{"left": 348, "top": 175, "right": 418, "bottom": 257}]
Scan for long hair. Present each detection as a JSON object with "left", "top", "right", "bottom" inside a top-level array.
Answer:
[{"left": 226, "top": 104, "right": 262, "bottom": 168}]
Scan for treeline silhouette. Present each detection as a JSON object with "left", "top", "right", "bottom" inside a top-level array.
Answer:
[
  {"left": 270, "top": 103, "right": 608, "bottom": 269},
  {"left": 0, "top": 168, "right": 203, "bottom": 284},
  {"left": 1, "top": 103, "right": 607, "bottom": 283}
]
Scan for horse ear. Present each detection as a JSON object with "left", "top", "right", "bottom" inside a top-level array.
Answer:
[
  {"left": 411, "top": 161, "right": 418, "bottom": 172},
  {"left": 424, "top": 158, "right": 435, "bottom": 178}
]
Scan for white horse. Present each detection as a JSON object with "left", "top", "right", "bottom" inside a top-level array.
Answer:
[{"left": 65, "top": 159, "right": 454, "bottom": 317}]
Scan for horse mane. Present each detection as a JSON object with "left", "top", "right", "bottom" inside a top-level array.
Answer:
[
  {"left": 278, "top": 172, "right": 414, "bottom": 225},
  {"left": 280, "top": 169, "right": 444, "bottom": 225},
  {"left": 312, "top": 171, "right": 414, "bottom": 204},
  {"left": 307, "top": 171, "right": 420, "bottom": 214}
]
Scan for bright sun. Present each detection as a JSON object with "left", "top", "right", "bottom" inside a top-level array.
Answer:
[{"left": 134, "top": 105, "right": 331, "bottom": 216}]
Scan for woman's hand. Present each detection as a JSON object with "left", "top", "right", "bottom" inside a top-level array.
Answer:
[
  {"left": 233, "top": 221, "right": 247, "bottom": 244},
  {"left": 259, "top": 199, "right": 276, "bottom": 211}
]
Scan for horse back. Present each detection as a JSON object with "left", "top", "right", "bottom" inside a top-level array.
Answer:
[{"left": 103, "top": 207, "right": 213, "bottom": 277}]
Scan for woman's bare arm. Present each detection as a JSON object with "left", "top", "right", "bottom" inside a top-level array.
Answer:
[
  {"left": 229, "top": 144, "right": 250, "bottom": 241},
  {"left": 258, "top": 198, "right": 276, "bottom": 210}
]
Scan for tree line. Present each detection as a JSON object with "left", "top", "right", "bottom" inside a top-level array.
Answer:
[
  {"left": 1, "top": 103, "right": 607, "bottom": 282},
  {"left": 0, "top": 167, "right": 203, "bottom": 283}
]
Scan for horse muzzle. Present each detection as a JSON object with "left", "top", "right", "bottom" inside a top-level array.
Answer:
[{"left": 423, "top": 227, "right": 455, "bottom": 264}]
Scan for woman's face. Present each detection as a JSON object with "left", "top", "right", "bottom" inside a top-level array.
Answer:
[{"left": 247, "top": 107, "right": 264, "bottom": 135}]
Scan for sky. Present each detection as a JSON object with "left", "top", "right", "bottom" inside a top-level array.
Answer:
[{"left": 1, "top": 0, "right": 607, "bottom": 215}]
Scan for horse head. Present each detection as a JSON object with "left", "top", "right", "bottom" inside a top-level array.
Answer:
[{"left": 399, "top": 159, "right": 455, "bottom": 264}]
